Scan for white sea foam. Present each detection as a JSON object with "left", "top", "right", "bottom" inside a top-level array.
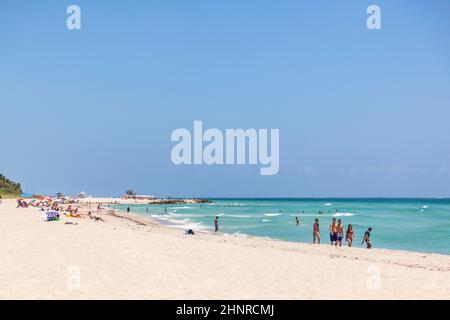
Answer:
[
  {"left": 332, "top": 212, "right": 355, "bottom": 217},
  {"left": 222, "top": 214, "right": 252, "bottom": 218},
  {"left": 167, "top": 212, "right": 208, "bottom": 218},
  {"left": 289, "top": 214, "right": 322, "bottom": 217},
  {"left": 324, "top": 203, "right": 333, "bottom": 206},
  {"left": 222, "top": 232, "right": 249, "bottom": 238},
  {"left": 169, "top": 206, "right": 195, "bottom": 210},
  {"left": 262, "top": 219, "right": 271, "bottom": 222},
  {"left": 231, "top": 232, "right": 248, "bottom": 237},
  {"left": 166, "top": 218, "right": 207, "bottom": 231},
  {"left": 422, "top": 206, "right": 429, "bottom": 209},
  {"left": 264, "top": 213, "right": 282, "bottom": 217}
]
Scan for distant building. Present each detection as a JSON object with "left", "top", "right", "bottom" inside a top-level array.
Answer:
[{"left": 77, "top": 191, "right": 87, "bottom": 199}]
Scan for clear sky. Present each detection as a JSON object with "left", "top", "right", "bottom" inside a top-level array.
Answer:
[{"left": 1, "top": 0, "right": 449, "bottom": 197}]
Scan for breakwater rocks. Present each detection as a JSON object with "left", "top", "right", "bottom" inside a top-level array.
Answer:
[{"left": 150, "top": 199, "right": 211, "bottom": 205}]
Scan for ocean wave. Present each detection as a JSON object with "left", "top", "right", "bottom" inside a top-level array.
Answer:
[
  {"left": 289, "top": 213, "right": 327, "bottom": 217},
  {"left": 167, "top": 213, "right": 209, "bottom": 218},
  {"left": 262, "top": 219, "right": 271, "bottom": 222},
  {"left": 158, "top": 217, "right": 207, "bottom": 231},
  {"left": 264, "top": 213, "right": 282, "bottom": 217},
  {"left": 169, "top": 206, "right": 195, "bottom": 210},
  {"left": 324, "top": 203, "right": 333, "bottom": 206},
  {"left": 332, "top": 212, "right": 355, "bottom": 217},
  {"left": 221, "top": 214, "right": 252, "bottom": 218}
]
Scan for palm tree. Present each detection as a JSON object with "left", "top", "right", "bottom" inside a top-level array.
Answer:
[{"left": 125, "top": 190, "right": 136, "bottom": 196}]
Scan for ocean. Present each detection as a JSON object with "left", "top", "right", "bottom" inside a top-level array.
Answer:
[{"left": 116, "top": 198, "right": 450, "bottom": 255}]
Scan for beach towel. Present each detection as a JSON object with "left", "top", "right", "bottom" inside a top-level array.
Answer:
[{"left": 42, "top": 211, "right": 60, "bottom": 222}]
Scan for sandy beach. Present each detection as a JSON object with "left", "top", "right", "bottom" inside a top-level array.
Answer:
[{"left": 0, "top": 198, "right": 449, "bottom": 300}]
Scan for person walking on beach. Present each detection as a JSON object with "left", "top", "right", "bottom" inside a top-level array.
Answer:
[
  {"left": 346, "top": 224, "right": 354, "bottom": 247},
  {"left": 313, "top": 218, "right": 320, "bottom": 244},
  {"left": 362, "top": 227, "right": 372, "bottom": 249},
  {"left": 214, "top": 216, "right": 219, "bottom": 232},
  {"left": 329, "top": 218, "right": 338, "bottom": 245},
  {"left": 336, "top": 219, "right": 344, "bottom": 247}
]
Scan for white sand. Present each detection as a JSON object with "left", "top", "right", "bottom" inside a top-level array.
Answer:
[{"left": 0, "top": 199, "right": 449, "bottom": 299}]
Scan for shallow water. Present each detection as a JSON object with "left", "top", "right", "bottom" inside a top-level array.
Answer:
[{"left": 116, "top": 198, "right": 450, "bottom": 255}]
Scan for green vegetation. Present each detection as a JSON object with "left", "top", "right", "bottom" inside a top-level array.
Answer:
[{"left": 0, "top": 174, "right": 22, "bottom": 197}]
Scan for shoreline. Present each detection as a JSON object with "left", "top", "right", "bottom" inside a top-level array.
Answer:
[
  {"left": 111, "top": 207, "right": 450, "bottom": 271},
  {"left": 1, "top": 198, "right": 449, "bottom": 299},
  {"left": 111, "top": 201, "right": 450, "bottom": 258}
]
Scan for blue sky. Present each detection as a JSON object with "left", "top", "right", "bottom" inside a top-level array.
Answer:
[{"left": 1, "top": 0, "right": 450, "bottom": 197}]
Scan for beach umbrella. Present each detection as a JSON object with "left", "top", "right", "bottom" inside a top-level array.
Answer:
[{"left": 20, "top": 193, "right": 33, "bottom": 198}]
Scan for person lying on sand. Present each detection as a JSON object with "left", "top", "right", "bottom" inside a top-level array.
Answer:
[
  {"left": 88, "top": 212, "right": 104, "bottom": 221},
  {"left": 66, "top": 211, "right": 82, "bottom": 218}
]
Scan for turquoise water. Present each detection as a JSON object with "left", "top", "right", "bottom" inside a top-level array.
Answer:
[{"left": 116, "top": 198, "right": 450, "bottom": 255}]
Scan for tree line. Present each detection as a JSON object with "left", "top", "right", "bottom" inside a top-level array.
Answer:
[{"left": 0, "top": 174, "right": 22, "bottom": 195}]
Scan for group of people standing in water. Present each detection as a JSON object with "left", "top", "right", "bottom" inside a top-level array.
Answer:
[
  {"left": 305, "top": 217, "right": 372, "bottom": 249},
  {"left": 215, "top": 213, "right": 373, "bottom": 249}
]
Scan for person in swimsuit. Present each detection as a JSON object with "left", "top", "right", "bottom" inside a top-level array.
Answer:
[
  {"left": 336, "top": 219, "right": 344, "bottom": 247},
  {"left": 214, "top": 216, "right": 219, "bottom": 232},
  {"left": 313, "top": 218, "right": 320, "bottom": 244},
  {"left": 345, "top": 224, "right": 354, "bottom": 247},
  {"left": 362, "top": 227, "right": 372, "bottom": 249},
  {"left": 329, "top": 218, "right": 338, "bottom": 245},
  {"left": 295, "top": 217, "right": 300, "bottom": 226}
]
